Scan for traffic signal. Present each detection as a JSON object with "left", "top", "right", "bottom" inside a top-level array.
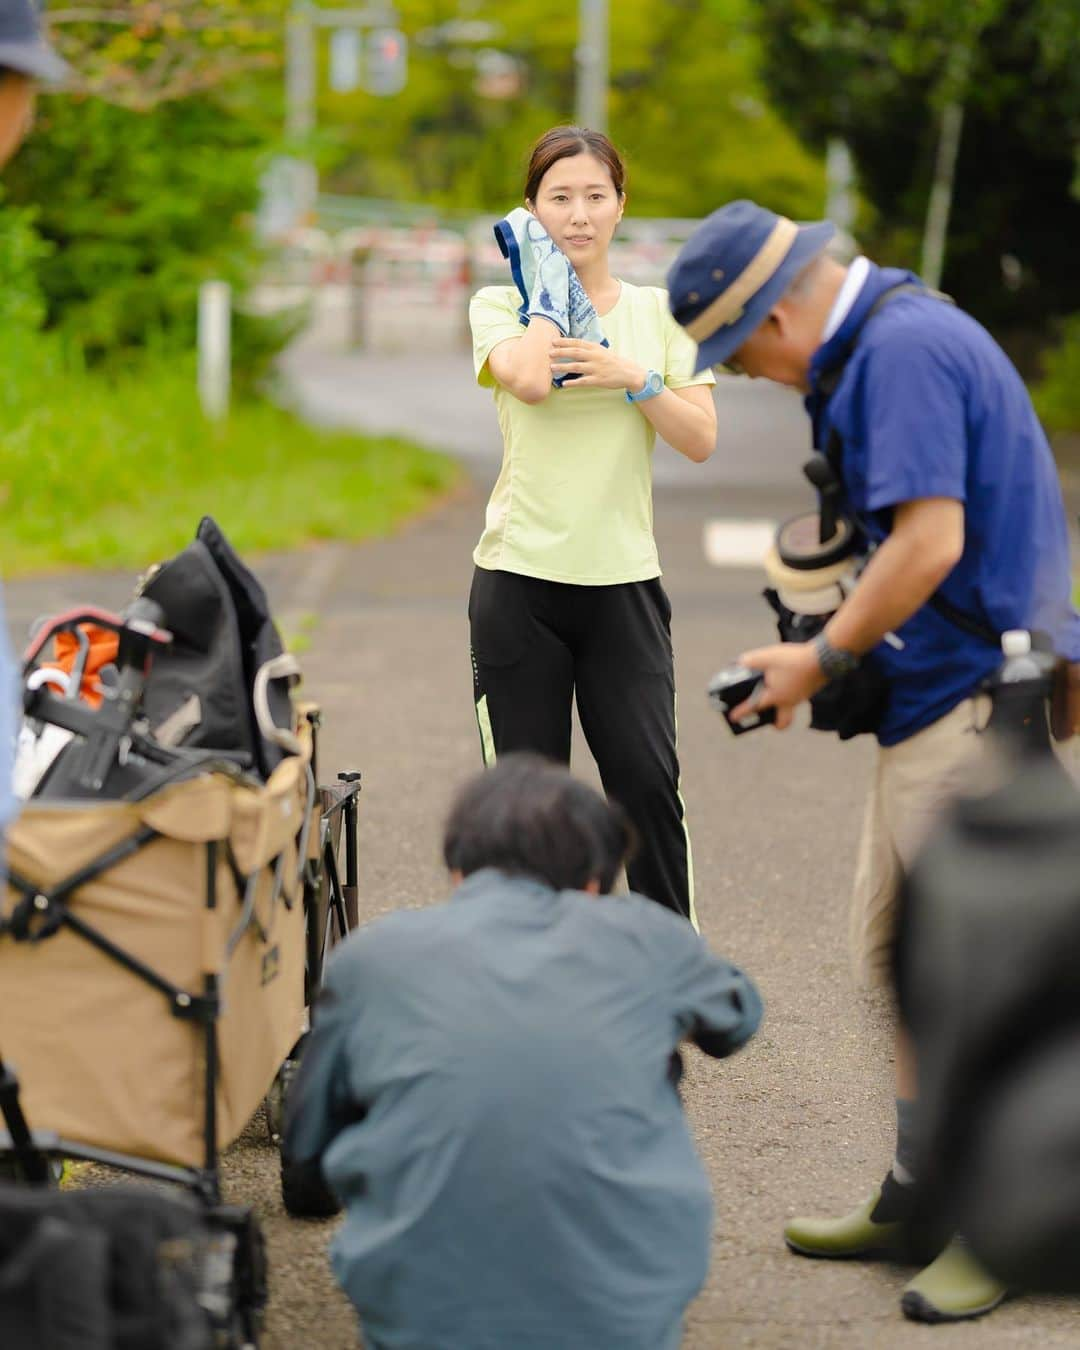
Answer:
[{"left": 366, "top": 27, "right": 407, "bottom": 97}]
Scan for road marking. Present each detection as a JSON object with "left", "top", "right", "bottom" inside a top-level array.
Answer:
[{"left": 703, "top": 518, "right": 776, "bottom": 568}]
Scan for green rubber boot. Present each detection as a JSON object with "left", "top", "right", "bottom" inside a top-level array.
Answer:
[
  {"left": 901, "top": 1237, "right": 1008, "bottom": 1323},
  {"left": 784, "top": 1173, "right": 914, "bottom": 1259}
]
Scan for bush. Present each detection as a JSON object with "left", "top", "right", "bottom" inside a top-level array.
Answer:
[
  {"left": 1033, "top": 316, "right": 1080, "bottom": 436},
  {"left": 3, "top": 92, "right": 285, "bottom": 380},
  {"left": 0, "top": 193, "right": 50, "bottom": 332}
]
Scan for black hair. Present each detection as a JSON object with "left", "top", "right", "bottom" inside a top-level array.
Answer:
[{"left": 442, "top": 753, "right": 635, "bottom": 894}]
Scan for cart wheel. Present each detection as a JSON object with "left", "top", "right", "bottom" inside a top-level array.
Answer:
[
  {"left": 263, "top": 1058, "right": 293, "bottom": 1147},
  {"left": 271, "top": 1038, "right": 342, "bottom": 1218}
]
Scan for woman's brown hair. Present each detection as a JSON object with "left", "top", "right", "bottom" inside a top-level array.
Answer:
[{"left": 524, "top": 125, "right": 626, "bottom": 204}]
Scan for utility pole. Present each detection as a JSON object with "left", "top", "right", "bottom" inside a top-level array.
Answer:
[
  {"left": 284, "top": 3, "right": 400, "bottom": 217},
  {"left": 576, "top": 0, "right": 608, "bottom": 133},
  {"left": 920, "top": 41, "right": 972, "bottom": 291},
  {"left": 921, "top": 99, "right": 964, "bottom": 290}
]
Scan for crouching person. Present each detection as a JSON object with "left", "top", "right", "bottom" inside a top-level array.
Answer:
[{"left": 284, "top": 753, "right": 762, "bottom": 1350}]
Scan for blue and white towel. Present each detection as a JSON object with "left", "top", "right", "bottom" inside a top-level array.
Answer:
[{"left": 493, "top": 207, "right": 608, "bottom": 386}]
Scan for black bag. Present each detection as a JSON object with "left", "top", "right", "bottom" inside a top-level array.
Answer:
[
  {"left": 763, "top": 588, "right": 889, "bottom": 740},
  {"left": 895, "top": 756, "right": 1080, "bottom": 1292},
  {"left": 138, "top": 516, "right": 295, "bottom": 780}
]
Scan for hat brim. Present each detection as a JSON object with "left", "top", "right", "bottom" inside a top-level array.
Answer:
[
  {"left": 0, "top": 40, "right": 70, "bottom": 85},
  {"left": 692, "top": 220, "right": 837, "bottom": 372}
]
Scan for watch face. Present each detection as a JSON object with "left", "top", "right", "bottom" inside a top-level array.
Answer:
[{"left": 648, "top": 370, "right": 664, "bottom": 394}]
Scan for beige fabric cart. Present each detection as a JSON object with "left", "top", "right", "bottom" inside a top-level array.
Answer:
[{"left": 0, "top": 714, "right": 359, "bottom": 1202}]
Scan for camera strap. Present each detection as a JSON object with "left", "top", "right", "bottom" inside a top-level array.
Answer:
[{"left": 809, "top": 282, "right": 1000, "bottom": 649}]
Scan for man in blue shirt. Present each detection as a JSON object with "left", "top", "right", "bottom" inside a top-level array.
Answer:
[
  {"left": 0, "top": 4, "right": 69, "bottom": 841},
  {"left": 284, "top": 754, "right": 761, "bottom": 1350},
  {"left": 668, "top": 200, "right": 1080, "bottom": 1324}
]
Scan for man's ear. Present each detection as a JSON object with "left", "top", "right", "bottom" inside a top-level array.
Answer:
[{"left": 583, "top": 878, "right": 602, "bottom": 896}]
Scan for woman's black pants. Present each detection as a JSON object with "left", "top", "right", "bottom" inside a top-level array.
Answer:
[{"left": 468, "top": 567, "right": 696, "bottom": 926}]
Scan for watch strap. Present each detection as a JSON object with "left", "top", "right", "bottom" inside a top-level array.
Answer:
[
  {"left": 813, "top": 631, "right": 859, "bottom": 680},
  {"left": 626, "top": 369, "right": 664, "bottom": 403}
]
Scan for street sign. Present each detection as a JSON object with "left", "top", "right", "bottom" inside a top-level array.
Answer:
[
  {"left": 329, "top": 28, "right": 362, "bottom": 93},
  {"left": 366, "top": 27, "right": 407, "bottom": 96}
]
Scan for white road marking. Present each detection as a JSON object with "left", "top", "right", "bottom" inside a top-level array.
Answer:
[{"left": 703, "top": 518, "right": 776, "bottom": 568}]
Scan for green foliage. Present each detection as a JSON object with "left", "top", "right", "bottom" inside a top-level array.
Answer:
[
  {"left": 49, "top": 1, "right": 286, "bottom": 111},
  {"left": 316, "top": 0, "right": 824, "bottom": 219},
  {"left": 0, "top": 193, "right": 51, "bottom": 332},
  {"left": 0, "top": 330, "right": 459, "bottom": 576},
  {"left": 755, "top": 0, "right": 1080, "bottom": 336},
  {"left": 3, "top": 92, "right": 275, "bottom": 364},
  {"left": 1033, "top": 316, "right": 1080, "bottom": 435}
]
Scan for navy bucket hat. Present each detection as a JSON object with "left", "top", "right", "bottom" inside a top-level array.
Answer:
[
  {"left": 668, "top": 200, "right": 835, "bottom": 372},
  {"left": 0, "top": 0, "right": 69, "bottom": 85}
]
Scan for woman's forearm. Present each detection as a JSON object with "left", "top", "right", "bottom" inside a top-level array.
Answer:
[
  {"left": 637, "top": 388, "right": 717, "bottom": 463},
  {"left": 487, "top": 318, "right": 560, "bottom": 404}
]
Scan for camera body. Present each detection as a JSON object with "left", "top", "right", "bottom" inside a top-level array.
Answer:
[{"left": 708, "top": 665, "right": 775, "bottom": 735}]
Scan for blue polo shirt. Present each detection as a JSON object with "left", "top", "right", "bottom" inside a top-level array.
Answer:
[
  {"left": 807, "top": 263, "right": 1080, "bottom": 746},
  {"left": 284, "top": 868, "right": 761, "bottom": 1350}
]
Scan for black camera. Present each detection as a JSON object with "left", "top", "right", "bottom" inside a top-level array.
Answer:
[{"left": 708, "top": 665, "right": 775, "bottom": 735}]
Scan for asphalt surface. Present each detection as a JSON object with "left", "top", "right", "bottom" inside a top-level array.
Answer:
[{"left": 6, "top": 352, "right": 1078, "bottom": 1347}]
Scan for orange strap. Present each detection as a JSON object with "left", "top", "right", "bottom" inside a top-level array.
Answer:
[{"left": 44, "top": 625, "right": 120, "bottom": 710}]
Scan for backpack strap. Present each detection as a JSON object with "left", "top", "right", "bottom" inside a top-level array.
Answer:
[{"left": 811, "top": 282, "right": 999, "bottom": 648}]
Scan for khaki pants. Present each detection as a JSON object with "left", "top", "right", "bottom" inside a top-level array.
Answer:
[{"left": 850, "top": 697, "right": 997, "bottom": 989}]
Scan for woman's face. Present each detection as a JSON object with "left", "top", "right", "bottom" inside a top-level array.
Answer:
[{"left": 528, "top": 151, "right": 624, "bottom": 263}]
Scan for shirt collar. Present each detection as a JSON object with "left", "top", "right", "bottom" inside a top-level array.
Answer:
[
  {"left": 450, "top": 867, "right": 558, "bottom": 905},
  {"left": 821, "top": 255, "right": 870, "bottom": 342}
]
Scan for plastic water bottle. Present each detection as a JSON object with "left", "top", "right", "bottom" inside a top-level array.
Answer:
[{"left": 989, "top": 629, "right": 1055, "bottom": 755}]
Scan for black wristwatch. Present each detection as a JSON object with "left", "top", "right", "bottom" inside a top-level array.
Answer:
[{"left": 813, "top": 632, "right": 859, "bottom": 680}]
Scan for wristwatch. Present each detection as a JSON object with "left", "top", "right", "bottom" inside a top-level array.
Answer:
[
  {"left": 813, "top": 632, "right": 859, "bottom": 680},
  {"left": 626, "top": 369, "right": 664, "bottom": 403}
]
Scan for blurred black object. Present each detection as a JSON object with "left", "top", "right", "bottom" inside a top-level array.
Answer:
[
  {"left": 762, "top": 588, "right": 888, "bottom": 739},
  {"left": 708, "top": 665, "right": 775, "bottom": 735},
  {"left": 895, "top": 634, "right": 1080, "bottom": 1293},
  {"left": 0, "top": 1179, "right": 267, "bottom": 1349}
]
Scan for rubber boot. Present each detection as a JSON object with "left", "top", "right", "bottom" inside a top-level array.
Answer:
[
  {"left": 784, "top": 1172, "right": 916, "bottom": 1259},
  {"left": 901, "top": 1237, "right": 1008, "bottom": 1323}
]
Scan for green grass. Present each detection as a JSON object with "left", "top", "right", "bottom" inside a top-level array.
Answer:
[{"left": 0, "top": 334, "right": 460, "bottom": 576}]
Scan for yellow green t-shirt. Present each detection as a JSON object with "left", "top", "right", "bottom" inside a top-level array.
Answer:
[{"left": 470, "top": 282, "right": 716, "bottom": 585}]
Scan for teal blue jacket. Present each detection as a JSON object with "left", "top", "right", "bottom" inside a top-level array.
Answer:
[{"left": 285, "top": 869, "right": 761, "bottom": 1350}]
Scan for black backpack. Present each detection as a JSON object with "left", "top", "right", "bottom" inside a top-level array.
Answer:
[{"left": 35, "top": 517, "right": 298, "bottom": 799}]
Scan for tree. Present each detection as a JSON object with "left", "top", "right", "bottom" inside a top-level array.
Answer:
[
  {"left": 313, "top": 0, "right": 825, "bottom": 220},
  {"left": 48, "top": 1, "right": 284, "bottom": 109},
  {"left": 756, "top": 0, "right": 1080, "bottom": 345},
  {"left": 4, "top": 2, "right": 290, "bottom": 362}
]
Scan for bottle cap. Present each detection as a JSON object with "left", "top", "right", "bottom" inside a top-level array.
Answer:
[{"left": 1001, "top": 629, "right": 1031, "bottom": 657}]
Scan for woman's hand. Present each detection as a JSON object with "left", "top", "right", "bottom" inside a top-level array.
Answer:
[{"left": 550, "top": 338, "right": 645, "bottom": 392}]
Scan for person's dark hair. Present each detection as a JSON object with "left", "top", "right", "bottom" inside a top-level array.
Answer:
[
  {"left": 443, "top": 753, "right": 635, "bottom": 894},
  {"left": 524, "top": 125, "right": 626, "bottom": 204}
]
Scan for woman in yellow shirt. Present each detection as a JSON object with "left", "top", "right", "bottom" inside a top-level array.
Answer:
[{"left": 469, "top": 125, "right": 717, "bottom": 925}]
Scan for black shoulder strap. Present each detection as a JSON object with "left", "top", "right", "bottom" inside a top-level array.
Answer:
[
  {"left": 814, "top": 282, "right": 999, "bottom": 648},
  {"left": 817, "top": 281, "right": 953, "bottom": 403}
]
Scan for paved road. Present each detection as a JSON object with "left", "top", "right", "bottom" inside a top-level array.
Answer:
[{"left": 6, "top": 352, "right": 1076, "bottom": 1347}]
